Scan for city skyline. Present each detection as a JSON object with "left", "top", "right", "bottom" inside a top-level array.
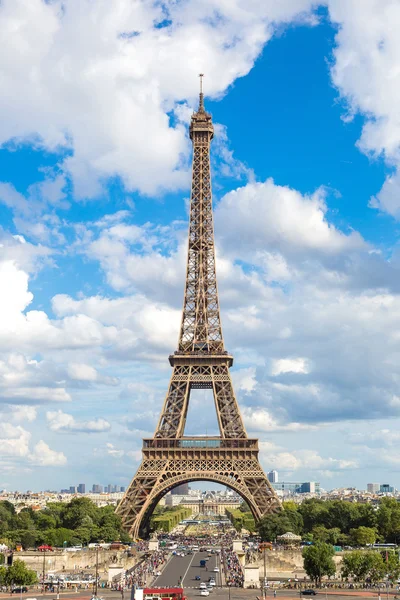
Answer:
[{"left": 1, "top": 2, "right": 400, "bottom": 491}]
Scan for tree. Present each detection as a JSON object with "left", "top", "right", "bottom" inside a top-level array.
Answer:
[
  {"left": 341, "top": 550, "right": 371, "bottom": 581},
  {"left": 0, "top": 566, "right": 7, "bottom": 586},
  {"left": 62, "top": 498, "right": 99, "bottom": 529},
  {"left": 341, "top": 550, "right": 398, "bottom": 584},
  {"left": 349, "top": 526, "right": 377, "bottom": 547},
  {"left": 303, "top": 542, "right": 336, "bottom": 586},
  {"left": 5, "top": 559, "right": 37, "bottom": 587},
  {"left": 20, "top": 531, "right": 37, "bottom": 550}
]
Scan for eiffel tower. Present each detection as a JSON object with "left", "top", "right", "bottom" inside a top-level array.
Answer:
[{"left": 116, "top": 76, "right": 280, "bottom": 538}]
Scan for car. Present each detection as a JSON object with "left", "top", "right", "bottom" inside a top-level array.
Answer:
[
  {"left": 195, "top": 576, "right": 201, "bottom": 581},
  {"left": 199, "top": 583, "right": 207, "bottom": 589},
  {"left": 200, "top": 591, "right": 209, "bottom": 597},
  {"left": 301, "top": 590, "right": 317, "bottom": 596},
  {"left": 12, "top": 588, "right": 28, "bottom": 594},
  {"left": 208, "top": 581, "right": 216, "bottom": 587},
  {"left": 213, "top": 567, "right": 219, "bottom": 573}
]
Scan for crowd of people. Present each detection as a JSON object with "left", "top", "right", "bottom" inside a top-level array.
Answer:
[
  {"left": 117, "top": 549, "right": 169, "bottom": 590},
  {"left": 222, "top": 549, "right": 244, "bottom": 587}
]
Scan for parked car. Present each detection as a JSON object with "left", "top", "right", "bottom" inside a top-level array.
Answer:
[
  {"left": 195, "top": 576, "right": 201, "bottom": 581},
  {"left": 213, "top": 567, "right": 219, "bottom": 573},
  {"left": 12, "top": 587, "right": 28, "bottom": 593},
  {"left": 200, "top": 591, "right": 209, "bottom": 597},
  {"left": 301, "top": 590, "right": 317, "bottom": 596}
]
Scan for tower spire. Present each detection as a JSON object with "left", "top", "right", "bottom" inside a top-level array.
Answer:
[{"left": 199, "top": 72, "right": 205, "bottom": 111}]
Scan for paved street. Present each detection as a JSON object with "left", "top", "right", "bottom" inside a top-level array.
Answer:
[
  {"left": 153, "top": 551, "right": 222, "bottom": 589},
  {"left": 0, "top": 588, "right": 397, "bottom": 600}
]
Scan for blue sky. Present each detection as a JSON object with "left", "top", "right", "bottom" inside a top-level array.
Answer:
[{"left": 1, "top": 0, "right": 400, "bottom": 493}]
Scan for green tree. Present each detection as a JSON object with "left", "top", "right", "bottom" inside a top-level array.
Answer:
[
  {"left": 34, "top": 513, "right": 57, "bottom": 531},
  {"left": 303, "top": 542, "right": 336, "bottom": 586},
  {"left": 349, "top": 526, "right": 377, "bottom": 546},
  {"left": 0, "top": 566, "right": 7, "bottom": 586},
  {"left": 62, "top": 498, "right": 99, "bottom": 529},
  {"left": 298, "top": 499, "right": 330, "bottom": 532},
  {"left": 20, "top": 531, "right": 37, "bottom": 549},
  {"left": 341, "top": 550, "right": 372, "bottom": 581},
  {"left": 5, "top": 559, "right": 38, "bottom": 587}
]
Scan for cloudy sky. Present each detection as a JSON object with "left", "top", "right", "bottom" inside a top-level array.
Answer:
[{"left": 1, "top": 0, "right": 400, "bottom": 493}]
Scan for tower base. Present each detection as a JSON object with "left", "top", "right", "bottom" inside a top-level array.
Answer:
[{"left": 116, "top": 437, "right": 280, "bottom": 538}]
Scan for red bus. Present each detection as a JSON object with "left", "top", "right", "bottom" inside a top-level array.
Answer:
[{"left": 141, "top": 588, "right": 186, "bottom": 600}]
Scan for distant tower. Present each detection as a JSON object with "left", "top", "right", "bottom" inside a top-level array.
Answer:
[
  {"left": 116, "top": 75, "right": 280, "bottom": 538},
  {"left": 268, "top": 470, "right": 278, "bottom": 483},
  {"left": 77, "top": 483, "right": 85, "bottom": 494}
]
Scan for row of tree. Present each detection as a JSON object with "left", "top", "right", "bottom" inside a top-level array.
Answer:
[
  {"left": 303, "top": 543, "right": 400, "bottom": 586},
  {"left": 254, "top": 498, "right": 400, "bottom": 544},
  {"left": 150, "top": 507, "right": 192, "bottom": 532},
  {"left": 0, "top": 498, "right": 131, "bottom": 549}
]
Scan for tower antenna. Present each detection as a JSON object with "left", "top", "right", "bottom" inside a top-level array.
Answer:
[{"left": 199, "top": 73, "right": 204, "bottom": 111}]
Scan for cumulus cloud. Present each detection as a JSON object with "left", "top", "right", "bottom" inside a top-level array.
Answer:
[
  {"left": 0, "top": 0, "right": 317, "bottom": 199},
  {"left": 259, "top": 440, "right": 357, "bottom": 473},
  {"left": 0, "top": 422, "right": 66, "bottom": 467},
  {"left": 215, "top": 179, "right": 365, "bottom": 260},
  {"left": 30, "top": 440, "right": 67, "bottom": 466},
  {"left": 46, "top": 410, "right": 111, "bottom": 434},
  {"left": 328, "top": 0, "right": 400, "bottom": 218}
]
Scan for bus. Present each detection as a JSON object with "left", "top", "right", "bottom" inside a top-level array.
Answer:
[{"left": 135, "top": 588, "right": 186, "bottom": 600}]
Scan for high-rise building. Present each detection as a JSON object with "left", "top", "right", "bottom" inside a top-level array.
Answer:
[
  {"left": 120, "top": 486, "right": 126, "bottom": 493},
  {"left": 380, "top": 484, "right": 394, "bottom": 493},
  {"left": 171, "top": 483, "right": 189, "bottom": 495},
  {"left": 367, "top": 483, "right": 380, "bottom": 493},
  {"left": 267, "top": 470, "right": 278, "bottom": 483},
  {"left": 69, "top": 486, "right": 77, "bottom": 494},
  {"left": 92, "top": 484, "right": 103, "bottom": 493},
  {"left": 77, "top": 483, "right": 85, "bottom": 494}
]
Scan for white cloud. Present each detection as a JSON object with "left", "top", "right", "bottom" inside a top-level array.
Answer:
[
  {"left": 215, "top": 179, "right": 365, "bottom": 259},
  {"left": 0, "top": 421, "right": 66, "bottom": 467},
  {"left": 259, "top": 440, "right": 357, "bottom": 472},
  {"left": 327, "top": 0, "right": 400, "bottom": 218},
  {"left": 30, "top": 440, "right": 67, "bottom": 466},
  {"left": 46, "top": 410, "right": 111, "bottom": 434},
  {"left": 271, "top": 357, "right": 310, "bottom": 376},
  {"left": 67, "top": 363, "right": 98, "bottom": 382},
  {"left": 0, "top": 0, "right": 316, "bottom": 199},
  {"left": 243, "top": 407, "right": 317, "bottom": 433}
]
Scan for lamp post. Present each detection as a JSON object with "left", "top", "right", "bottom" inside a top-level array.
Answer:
[
  {"left": 42, "top": 549, "right": 46, "bottom": 595},
  {"left": 94, "top": 546, "right": 99, "bottom": 598}
]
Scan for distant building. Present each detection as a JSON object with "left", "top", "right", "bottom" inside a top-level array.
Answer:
[
  {"left": 380, "top": 484, "right": 395, "bottom": 493},
  {"left": 69, "top": 486, "right": 77, "bottom": 494},
  {"left": 77, "top": 483, "right": 85, "bottom": 494},
  {"left": 92, "top": 484, "right": 103, "bottom": 493},
  {"left": 267, "top": 470, "right": 278, "bottom": 483},
  {"left": 171, "top": 483, "right": 189, "bottom": 495},
  {"left": 367, "top": 483, "right": 380, "bottom": 493},
  {"left": 271, "top": 481, "right": 320, "bottom": 495},
  {"left": 120, "top": 486, "right": 126, "bottom": 493}
]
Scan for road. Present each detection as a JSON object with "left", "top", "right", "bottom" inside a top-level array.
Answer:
[
  {"left": 0, "top": 588, "right": 396, "bottom": 600},
  {"left": 153, "top": 551, "right": 222, "bottom": 589}
]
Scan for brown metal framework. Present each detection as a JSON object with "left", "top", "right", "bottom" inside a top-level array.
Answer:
[{"left": 116, "top": 77, "right": 280, "bottom": 538}]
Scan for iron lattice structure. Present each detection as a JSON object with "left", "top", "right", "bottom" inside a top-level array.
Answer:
[{"left": 116, "top": 78, "right": 280, "bottom": 538}]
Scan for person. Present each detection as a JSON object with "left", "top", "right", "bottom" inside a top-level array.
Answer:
[{"left": 274, "top": 591, "right": 277, "bottom": 598}]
